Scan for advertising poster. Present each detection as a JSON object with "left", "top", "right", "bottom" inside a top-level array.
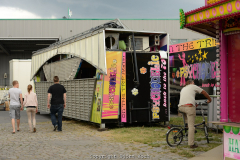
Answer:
[
  {"left": 121, "top": 52, "right": 127, "bottom": 122},
  {"left": 169, "top": 38, "right": 217, "bottom": 97},
  {"left": 126, "top": 52, "right": 169, "bottom": 122},
  {"left": 90, "top": 69, "right": 104, "bottom": 124},
  {"left": 102, "top": 51, "right": 122, "bottom": 119},
  {"left": 223, "top": 125, "right": 240, "bottom": 160}
]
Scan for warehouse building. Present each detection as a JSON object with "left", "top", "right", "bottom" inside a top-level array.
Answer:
[{"left": 0, "top": 19, "right": 208, "bottom": 86}]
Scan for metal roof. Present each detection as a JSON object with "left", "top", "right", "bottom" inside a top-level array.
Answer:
[{"left": 0, "top": 38, "right": 58, "bottom": 56}]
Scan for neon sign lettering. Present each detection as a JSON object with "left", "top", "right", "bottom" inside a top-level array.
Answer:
[
  {"left": 148, "top": 55, "right": 161, "bottom": 120},
  {"left": 109, "top": 59, "right": 117, "bottom": 109},
  {"left": 176, "top": 61, "right": 218, "bottom": 86}
]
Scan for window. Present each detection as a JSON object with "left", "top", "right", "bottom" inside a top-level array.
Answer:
[{"left": 171, "top": 39, "right": 187, "bottom": 45}]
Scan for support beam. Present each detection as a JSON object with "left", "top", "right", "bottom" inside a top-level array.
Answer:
[
  {"left": 0, "top": 43, "right": 10, "bottom": 55},
  {"left": 186, "top": 26, "right": 216, "bottom": 38},
  {"left": 197, "top": 24, "right": 216, "bottom": 33}
]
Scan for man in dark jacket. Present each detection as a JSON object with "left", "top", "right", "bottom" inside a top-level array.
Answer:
[{"left": 47, "top": 76, "right": 66, "bottom": 131}]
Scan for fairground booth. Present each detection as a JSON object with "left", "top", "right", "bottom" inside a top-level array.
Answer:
[
  {"left": 180, "top": 0, "right": 240, "bottom": 159},
  {"left": 30, "top": 19, "right": 170, "bottom": 129},
  {"left": 169, "top": 38, "right": 217, "bottom": 114}
]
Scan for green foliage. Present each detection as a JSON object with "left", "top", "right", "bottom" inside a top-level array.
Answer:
[{"left": 179, "top": 9, "right": 185, "bottom": 29}]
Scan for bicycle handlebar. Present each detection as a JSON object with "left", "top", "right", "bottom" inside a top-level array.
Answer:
[{"left": 196, "top": 100, "right": 208, "bottom": 106}]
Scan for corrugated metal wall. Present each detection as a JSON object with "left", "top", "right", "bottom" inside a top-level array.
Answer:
[
  {"left": 0, "top": 19, "right": 207, "bottom": 41},
  {"left": 35, "top": 79, "right": 96, "bottom": 121},
  {"left": 0, "top": 19, "right": 208, "bottom": 85}
]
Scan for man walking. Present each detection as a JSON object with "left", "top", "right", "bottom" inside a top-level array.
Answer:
[
  {"left": 8, "top": 80, "right": 23, "bottom": 134},
  {"left": 178, "top": 80, "right": 211, "bottom": 148},
  {"left": 47, "top": 76, "right": 66, "bottom": 131}
]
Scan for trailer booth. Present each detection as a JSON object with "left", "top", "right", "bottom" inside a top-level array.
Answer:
[{"left": 31, "top": 19, "right": 170, "bottom": 128}]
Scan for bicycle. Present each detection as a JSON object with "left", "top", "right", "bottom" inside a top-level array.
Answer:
[{"left": 166, "top": 101, "right": 209, "bottom": 147}]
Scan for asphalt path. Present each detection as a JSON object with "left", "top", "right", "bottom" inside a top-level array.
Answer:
[{"left": 0, "top": 107, "right": 51, "bottom": 124}]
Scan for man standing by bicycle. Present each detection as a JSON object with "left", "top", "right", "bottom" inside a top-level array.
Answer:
[{"left": 178, "top": 80, "right": 211, "bottom": 148}]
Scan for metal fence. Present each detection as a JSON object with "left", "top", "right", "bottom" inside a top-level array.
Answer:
[{"left": 35, "top": 78, "right": 96, "bottom": 121}]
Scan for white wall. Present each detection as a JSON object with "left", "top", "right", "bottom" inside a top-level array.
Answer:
[{"left": 9, "top": 60, "right": 34, "bottom": 96}]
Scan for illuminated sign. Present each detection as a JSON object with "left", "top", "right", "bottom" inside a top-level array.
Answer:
[
  {"left": 207, "top": 0, "right": 221, "bottom": 5},
  {"left": 170, "top": 38, "right": 216, "bottom": 53}
]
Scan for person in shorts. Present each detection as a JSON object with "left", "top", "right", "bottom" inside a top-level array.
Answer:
[
  {"left": 47, "top": 76, "right": 66, "bottom": 132},
  {"left": 8, "top": 80, "right": 23, "bottom": 134}
]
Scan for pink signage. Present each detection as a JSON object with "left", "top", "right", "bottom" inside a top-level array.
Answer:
[
  {"left": 121, "top": 52, "right": 127, "bottom": 122},
  {"left": 223, "top": 126, "right": 240, "bottom": 160}
]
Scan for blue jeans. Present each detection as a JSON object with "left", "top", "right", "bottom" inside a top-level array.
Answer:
[{"left": 50, "top": 104, "right": 64, "bottom": 131}]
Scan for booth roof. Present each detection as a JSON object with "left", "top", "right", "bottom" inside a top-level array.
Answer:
[{"left": 180, "top": 0, "right": 240, "bottom": 37}]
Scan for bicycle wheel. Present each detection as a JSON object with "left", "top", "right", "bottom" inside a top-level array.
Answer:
[
  {"left": 166, "top": 127, "right": 183, "bottom": 147},
  {"left": 204, "top": 126, "right": 209, "bottom": 143}
]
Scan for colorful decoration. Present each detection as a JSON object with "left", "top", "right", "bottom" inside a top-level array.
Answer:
[
  {"left": 183, "top": 0, "right": 240, "bottom": 27},
  {"left": 233, "top": 127, "right": 240, "bottom": 135},
  {"left": 227, "top": 3, "right": 233, "bottom": 12},
  {"left": 170, "top": 38, "right": 216, "bottom": 53},
  {"left": 224, "top": 125, "right": 232, "bottom": 133},
  {"left": 102, "top": 51, "right": 122, "bottom": 119},
  {"left": 140, "top": 67, "right": 147, "bottom": 74},
  {"left": 223, "top": 16, "right": 240, "bottom": 33},
  {"left": 131, "top": 88, "right": 139, "bottom": 96},
  {"left": 170, "top": 38, "right": 217, "bottom": 89},
  {"left": 207, "top": 0, "right": 221, "bottom": 6},
  {"left": 224, "top": 126, "right": 240, "bottom": 159},
  {"left": 121, "top": 52, "right": 127, "bottom": 123},
  {"left": 91, "top": 69, "right": 103, "bottom": 124},
  {"left": 179, "top": 9, "right": 185, "bottom": 29},
  {"left": 148, "top": 55, "right": 161, "bottom": 120}
]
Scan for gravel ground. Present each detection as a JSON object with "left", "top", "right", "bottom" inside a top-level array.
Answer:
[{"left": 0, "top": 111, "right": 188, "bottom": 160}]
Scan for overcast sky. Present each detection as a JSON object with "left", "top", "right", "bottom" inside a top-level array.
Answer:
[{"left": 0, "top": 0, "right": 205, "bottom": 19}]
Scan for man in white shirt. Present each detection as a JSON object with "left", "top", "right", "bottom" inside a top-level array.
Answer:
[
  {"left": 178, "top": 80, "right": 211, "bottom": 148},
  {"left": 8, "top": 80, "right": 23, "bottom": 134}
]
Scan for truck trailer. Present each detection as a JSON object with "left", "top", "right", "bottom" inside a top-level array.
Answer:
[{"left": 31, "top": 19, "right": 170, "bottom": 128}]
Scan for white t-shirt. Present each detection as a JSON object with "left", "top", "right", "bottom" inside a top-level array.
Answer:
[
  {"left": 9, "top": 88, "right": 22, "bottom": 106},
  {"left": 178, "top": 84, "right": 203, "bottom": 107}
]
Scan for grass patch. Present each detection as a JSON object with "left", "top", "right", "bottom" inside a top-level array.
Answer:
[
  {"left": 178, "top": 150, "right": 195, "bottom": 158},
  {"left": 107, "top": 126, "right": 168, "bottom": 145},
  {"left": 104, "top": 116, "right": 223, "bottom": 158},
  {"left": 169, "top": 116, "right": 204, "bottom": 126}
]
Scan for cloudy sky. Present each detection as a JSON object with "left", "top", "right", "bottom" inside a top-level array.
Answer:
[{"left": 0, "top": 0, "right": 205, "bottom": 19}]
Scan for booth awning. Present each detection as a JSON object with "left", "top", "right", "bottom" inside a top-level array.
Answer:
[
  {"left": 31, "top": 19, "right": 130, "bottom": 80},
  {"left": 179, "top": 0, "right": 240, "bottom": 37},
  {"left": 31, "top": 31, "right": 106, "bottom": 80}
]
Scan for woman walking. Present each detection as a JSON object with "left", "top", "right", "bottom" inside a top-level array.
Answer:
[{"left": 23, "top": 85, "right": 38, "bottom": 132}]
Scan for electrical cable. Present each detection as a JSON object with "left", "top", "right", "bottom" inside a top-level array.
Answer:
[{"left": 130, "top": 51, "right": 136, "bottom": 83}]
